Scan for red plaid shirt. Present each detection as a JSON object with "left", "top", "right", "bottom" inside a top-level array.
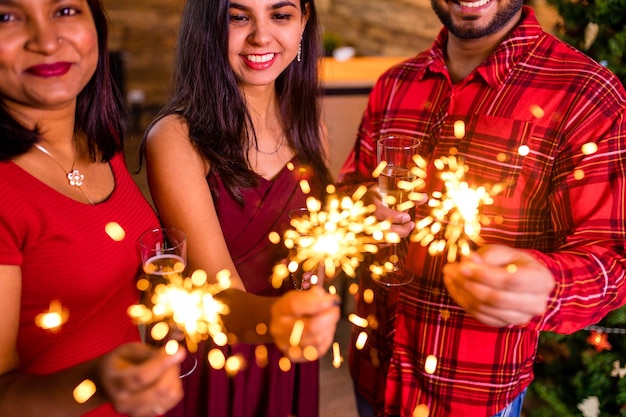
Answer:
[{"left": 339, "top": 7, "right": 626, "bottom": 417}]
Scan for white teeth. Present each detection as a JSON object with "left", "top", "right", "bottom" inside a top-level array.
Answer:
[
  {"left": 247, "top": 53, "right": 275, "bottom": 63},
  {"left": 458, "top": 0, "right": 490, "bottom": 7}
]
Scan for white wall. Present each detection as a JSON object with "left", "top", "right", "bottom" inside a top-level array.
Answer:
[{"left": 322, "top": 95, "right": 369, "bottom": 180}]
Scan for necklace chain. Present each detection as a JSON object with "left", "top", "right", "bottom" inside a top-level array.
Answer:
[
  {"left": 34, "top": 143, "right": 95, "bottom": 205},
  {"left": 255, "top": 134, "right": 285, "bottom": 156}
]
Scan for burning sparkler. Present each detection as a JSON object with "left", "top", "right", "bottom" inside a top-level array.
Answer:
[
  {"left": 411, "top": 152, "right": 503, "bottom": 263},
  {"left": 128, "top": 269, "right": 231, "bottom": 353},
  {"left": 269, "top": 184, "right": 396, "bottom": 288}
]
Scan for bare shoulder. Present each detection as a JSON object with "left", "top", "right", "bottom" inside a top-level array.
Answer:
[
  {"left": 144, "top": 114, "right": 210, "bottom": 174},
  {"left": 145, "top": 114, "right": 190, "bottom": 150}
]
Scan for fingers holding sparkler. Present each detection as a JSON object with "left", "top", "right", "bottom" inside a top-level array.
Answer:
[
  {"left": 96, "top": 342, "right": 185, "bottom": 417},
  {"left": 270, "top": 286, "right": 341, "bottom": 362},
  {"left": 442, "top": 244, "right": 555, "bottom": 327}
]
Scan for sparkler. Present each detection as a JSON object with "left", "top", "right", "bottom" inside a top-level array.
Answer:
[
  {"left": 410, "top": 152, "right": 502, "bottom": 263},
  {"left": 128, "top": 269, "right": 231, "bottom": 353},
  {"left": 269, "top": 184, "right": 396, "bottom": 287}
]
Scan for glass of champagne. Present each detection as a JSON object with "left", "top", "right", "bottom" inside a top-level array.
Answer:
[
  {"left": 138, "top": 227, "right": 196, "bottom": 378},
  {"left": 139, "top": 227, "right": 187, "bottom": 285},
  {"left": 375, "top": 135, "right": 421, "bottom": 286}
]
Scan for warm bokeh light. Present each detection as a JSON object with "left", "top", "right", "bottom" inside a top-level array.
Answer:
[
  {"left": 424, "top": 355, "right": 438, "bottom": 375},
  {"left": 518, "top": 145, "right": 530, "bottom": 156},
  {"left": 289, "top": 320, "right": 304, "bottom": 347},
  {"left": 35, "top": 300, "right": 69, "bottom": 332},
  {"left": 529, "top": 104, "right": 545, "bottom": 119},
  {"left": 355, "top": 331, "right": 368, "bottom": 350},
  {"left": 73, "top": 379, "right": 97, "bottom": 404},
  {"left": 255, "top": 345, "right": 269, "bottom": 368},
  {"left": 208, "top": 349, "right": 226, "bottom": 370},
  {"left": 332, "top": 342, "right": 343, "bottom": 368},
  {"left": 582, "top": 142, "right": 598, "bottom": 155},
  {"left": 278, "top": 357, "right": 292, "bottom": 372},
  {"left": 453, "top": 120, "right": 465, "bottom": 139},
  {"left": 104, "top": 222, "right": 126, "bottom": 241},
  {"left": 348, "top": 313, "right": 369, "bottom": 328},
  {"left": 413, "top": 404, "right": 430, "bottom": 417},
  {"left": 225, "top": 355, "right": 246, "bottom": 376},
  {"left": 164, "top": 339, "right": 180, "bottom": 355}
]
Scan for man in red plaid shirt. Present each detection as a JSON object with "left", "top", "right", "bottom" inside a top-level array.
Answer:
[{"left": 339, "top": 1, "right": 626, "bottom": 416}]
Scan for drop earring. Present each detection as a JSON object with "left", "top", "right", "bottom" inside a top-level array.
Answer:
[{"left": 297, "top": 39, "right": 302, "bottom": 62}]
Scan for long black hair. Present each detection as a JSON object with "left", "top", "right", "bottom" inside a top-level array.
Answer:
[
  {"left": 144, "top": 0, "right": 332, "bottom": 202},
  {"left": 0, "top": 0, "right": 126, "bottom": 162}
]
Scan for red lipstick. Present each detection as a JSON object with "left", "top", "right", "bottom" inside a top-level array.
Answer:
[{"left": 25, "top": 62, "right": 72, "bottom": 77}]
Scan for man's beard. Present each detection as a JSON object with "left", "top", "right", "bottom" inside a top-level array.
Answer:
[{"left": 431, "top": 0, "right": 523, "bottom": 39}]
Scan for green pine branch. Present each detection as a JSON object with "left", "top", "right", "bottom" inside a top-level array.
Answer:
[
  {"left": 545, "top": 0, "right": 626, "bottom": 85},
  {"left": 527, "top": 307, "right": 626, "bottom": 415}
]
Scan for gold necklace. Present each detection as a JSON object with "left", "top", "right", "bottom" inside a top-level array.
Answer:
[
  {"left": 33, "top": 143, "right": 95, "bottom": 205},
  {"left": 255, "top": 134, "right": 285, "bottom": 156}
]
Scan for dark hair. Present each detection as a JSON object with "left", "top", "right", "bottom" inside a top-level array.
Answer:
[
  {"left": 144, "top": 0, "right": 332, "bottom": 202},
  {"left": 0, "top": 0, "right": 126, "bottom": 162}
]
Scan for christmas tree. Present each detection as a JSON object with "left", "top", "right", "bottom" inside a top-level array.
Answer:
[
  {"left": 523, "top": 1, "right": 626, "bottom": 415},
  {"left": 526, "top": 309, "right": 626, "bottom": 416},
  {"left": 542, "top": 0, "right": 626, "bottom": 84}
]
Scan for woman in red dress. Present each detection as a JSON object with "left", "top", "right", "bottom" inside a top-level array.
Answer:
[{"left": 0, "top": 1, "right": 185, "bottom": 416}]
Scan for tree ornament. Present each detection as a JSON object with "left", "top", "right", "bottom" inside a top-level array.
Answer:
[
  {"left": 610, "top": 360, "right": 626, "bottom": 379},
  {"left": 577, "top": 396, "right": 600, "bottom": 417},
  {"left": 587, "top": 331, "right": 612, "bottom": 352}
]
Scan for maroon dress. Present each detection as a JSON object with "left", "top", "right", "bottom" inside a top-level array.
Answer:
[{"left": 167, "top": 159, "right": 321, "bottom": 417}]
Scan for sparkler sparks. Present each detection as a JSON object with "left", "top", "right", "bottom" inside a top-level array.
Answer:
[
  {"left": 128, "top": 269, "right": 231, "bottom": 353},
  {"left": 332, "top": 342, "right": 343, "bottom": 368},
  {"left": 411, "top": 153, "right": 501, "bottom": 263},
  {"left": 73, "top": 379, "right": 97, "bottom": 404},
  {"left": 270, "top": 184, "right": 395, "bottom": 287},
  {"left": 35, "top": 299, "right": 69, "bottom": 332}
]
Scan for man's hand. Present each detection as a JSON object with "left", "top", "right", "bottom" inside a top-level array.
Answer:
[
  {"left": 442, "top": 244, "right": 555, "bottom": 327},
  {"left": 365, "top": 185, "right": 415, "bottom": 238}
]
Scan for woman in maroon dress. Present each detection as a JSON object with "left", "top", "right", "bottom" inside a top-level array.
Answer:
[{"left": 143, "top": 0, "right": 335, "bottom": 416}]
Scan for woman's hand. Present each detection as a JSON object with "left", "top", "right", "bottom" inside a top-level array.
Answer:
[
  {"left": 97, "top": 342, "right": 185, "bottom": 417},
  {"left": 270, "top": 287, "right": 341, "bottom": 362}
]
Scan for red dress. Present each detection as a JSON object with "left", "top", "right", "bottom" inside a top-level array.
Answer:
[
  {"left": 167, "top": 159, "right": 320, "bottom": 417},
  {"left": 0, "top": 153, "right": 160, "bottom": 417}
]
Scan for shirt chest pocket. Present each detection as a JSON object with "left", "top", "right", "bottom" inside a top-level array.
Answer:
[{"left": 433, "top": 115, "right": 533, "bottom": 198}]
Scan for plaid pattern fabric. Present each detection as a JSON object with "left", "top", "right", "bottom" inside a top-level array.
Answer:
[{"left": 339, "top": 7, "right": 626, "bottom": 417}]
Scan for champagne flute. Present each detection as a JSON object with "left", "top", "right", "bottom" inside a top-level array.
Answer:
[
  {"left": 138, "top": 227, "right": 197, "bottom": 378},
  {"left": 375, "top": 135, "right": 421, "bottom": 286},
  {"left": 139, "top": 227, "right": 187, "bottom": 286}
]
